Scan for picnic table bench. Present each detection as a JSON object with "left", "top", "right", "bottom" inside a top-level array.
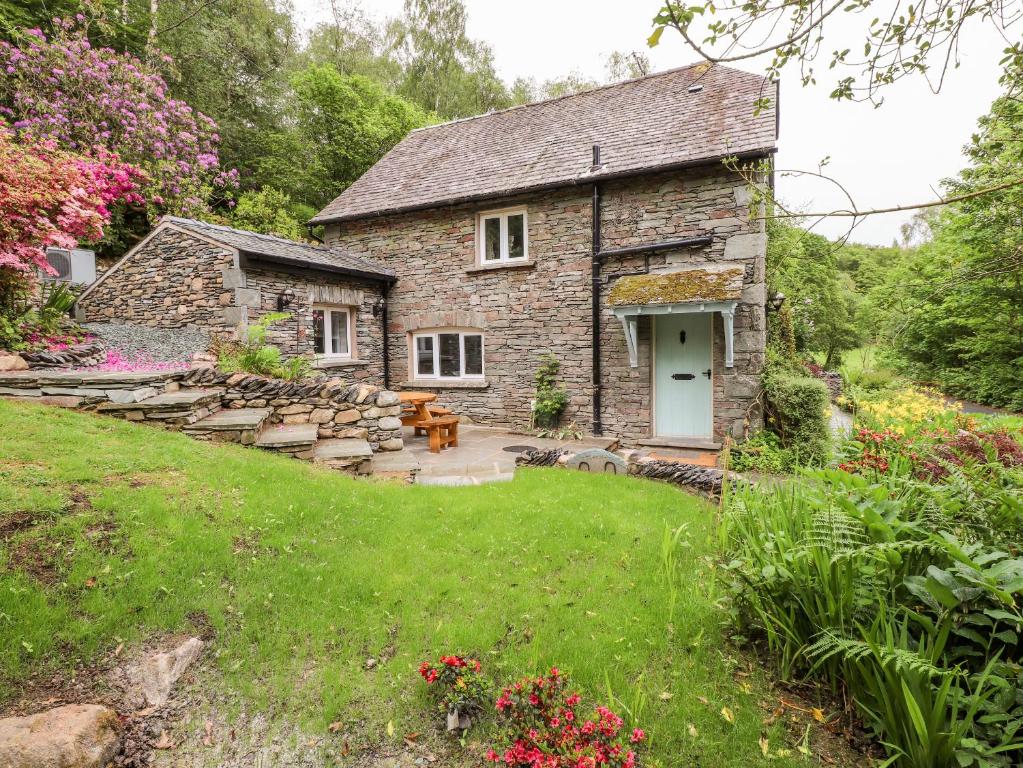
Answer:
[{"left": 399, "top": 391, "right": 459, "bottom": 453}]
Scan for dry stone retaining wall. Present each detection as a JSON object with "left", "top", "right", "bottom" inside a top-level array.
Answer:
[
  {"left": 0, "top": 369, "right": 404, "bottom": 452},
  {"left": 177, "top": 368, "right": 404, "bottom": 449}
]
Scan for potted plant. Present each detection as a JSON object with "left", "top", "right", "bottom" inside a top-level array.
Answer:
[{"left": 532, "top": 353, "right": 568, "bottom": 430}]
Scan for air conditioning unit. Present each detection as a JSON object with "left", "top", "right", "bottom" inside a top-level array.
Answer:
[{"left": 42, "top": 248, "right": 96, "bottom": 286}]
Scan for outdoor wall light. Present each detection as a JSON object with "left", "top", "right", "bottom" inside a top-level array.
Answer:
[
  {"left": 276, "top": 287, "right": 295, "bottom": 312},
  {"left": 372, "top": 296, "right": 386, "bottom": 318},
  {"left": 767, "top": 291, "right": 786, "bottom": 312}
]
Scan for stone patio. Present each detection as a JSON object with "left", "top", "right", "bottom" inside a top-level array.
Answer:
[{"left": 372, "top": 425, "right": 619, "bottom": 485}]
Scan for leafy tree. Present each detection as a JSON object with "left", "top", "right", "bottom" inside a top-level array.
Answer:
[
  {"left": 767, "top": 220, "right": 863, "bottom": 367},
  {"left": 877, "top": 89, "right": 1023, "bottom": 409},
  {"left": 388, "top": 0, "right": 509, "bottom": 118},
  {"left": 225, "top": 188, "right": 305, "bottom": 240},
  {"left": 146, "top": 0, "right": 295, "bottom": 188},
  {"left": 257, "top": 66, "right": 429, "bottom": 212},
  {"left": 648, "top": 0, "right": 1022, "bottom": 107}
]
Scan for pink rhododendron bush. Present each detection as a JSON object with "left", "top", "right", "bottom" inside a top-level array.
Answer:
[
  {"left": 0, "top": 19, "right": 237, "bottom": 217},
  {"left": 0, "top": 125, "right": 142, "bottom": 275}
]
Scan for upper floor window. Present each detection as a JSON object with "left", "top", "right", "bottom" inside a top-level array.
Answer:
[
  {"left": 413, "top": 330, "right": 484, "bottom": 380},
  {"left": 312, "top": 305, "right": 352, "bottom": 358},
  {"left": 478, "top": 207, "right": 527, "bottom": 264}
]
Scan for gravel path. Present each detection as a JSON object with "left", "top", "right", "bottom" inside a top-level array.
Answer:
[{"left": 83, "top": 322, "right": 210, "bottom": 363}]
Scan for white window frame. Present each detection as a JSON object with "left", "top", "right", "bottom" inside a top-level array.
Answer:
[
  {"left": 477, "top": 207, "right": 528, "bottom": 264},
  {"left": 412, "top": 329, "right": 485, "bottom": 380},
  {"left": 312, "top": 305, "right": 353, "bottom": 360}
]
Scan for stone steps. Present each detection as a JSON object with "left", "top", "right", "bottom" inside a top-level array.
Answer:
[
  {"left": 182, "top": 407, "right": 272, "bottom": 445},
  {"left": 255, "top": 422, "right": 319, "bottom": 459},
  {"left": 313, "top": 438, "right": 374, "bottom": 474},
  {"left": 96, "top": 388, "right": 224, "bottom": 426}
]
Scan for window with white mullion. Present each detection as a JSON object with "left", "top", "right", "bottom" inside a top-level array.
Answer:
[
  {"left": 312, "top": 305, "right": 352, "bottom": 358},
  {"left": 478, "top": 208, "right": 527, "bottom": 264},
  {"left": 412, "top": 330, "right": 484, "bottom": 380}
]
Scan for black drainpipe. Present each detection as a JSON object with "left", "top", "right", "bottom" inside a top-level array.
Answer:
[
  {"left": 591, "top": 144, "right": 603, "bottom": 437},
  {"left": 380, "top": 279, "right": 395, "bottom": 390}
]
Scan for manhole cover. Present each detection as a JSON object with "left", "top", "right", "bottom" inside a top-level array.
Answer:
[{"left": 502, "top": 445, "right": 537, "bottom": 453}]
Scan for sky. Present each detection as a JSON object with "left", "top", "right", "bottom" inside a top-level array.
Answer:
[{"left": 292, "top": 0, "right": 1009, "bottom": 246}]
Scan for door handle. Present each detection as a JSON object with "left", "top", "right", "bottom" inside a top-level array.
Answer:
[
  {"left": 671, "top": 373, "right": 695, "bottom": 381},
  {"left": 703, "top": 369, "right": 712, "bottom": 379}
]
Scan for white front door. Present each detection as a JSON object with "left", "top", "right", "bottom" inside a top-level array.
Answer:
[{"left": 653, "top": 313, "right": 713, "bottom": 438}]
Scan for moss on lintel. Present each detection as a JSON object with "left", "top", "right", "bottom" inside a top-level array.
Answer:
[{"left": 608, "top": 267, "right": 743, "bottom": 306}]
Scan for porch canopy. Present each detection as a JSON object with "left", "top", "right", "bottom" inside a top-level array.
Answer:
[{"left": 608, "top": 266, "right": 744, "bottom": 369}]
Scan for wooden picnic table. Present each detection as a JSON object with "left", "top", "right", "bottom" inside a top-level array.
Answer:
[
  {"left": 398, "top": 391, "right": 459, "bottom": 452},
  {"left": 398, "top": 391, "right": 438, "bottom": 426}
]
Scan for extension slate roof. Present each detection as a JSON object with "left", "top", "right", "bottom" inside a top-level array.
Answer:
[
  {"left": 608, "top": 266, "right": 745, "bottom": 306},
  {"left": 164, "top": 217, "right": 395, "bottom": 279},
  {"left": 311, "top": 63, "right": 777, "bottom": 224}
]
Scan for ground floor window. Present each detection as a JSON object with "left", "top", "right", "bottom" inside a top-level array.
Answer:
[
  {"left": 312, "top": 306, "right": 352, "bottom": 358},
  {"left": 413, "top": 330, "right": 484, "bottom": 379}
]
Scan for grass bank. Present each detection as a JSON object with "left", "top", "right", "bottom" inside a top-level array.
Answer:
[{"left": 0, "top": 400, "right": 852, "bottom": 766}]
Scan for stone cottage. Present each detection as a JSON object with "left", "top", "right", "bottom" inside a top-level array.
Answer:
[
  {"left": 75, "top": 217, "right": 396, "bottom": 381},
  {"left": 78, "top": 63, "right": 777, "bottom": 446}
]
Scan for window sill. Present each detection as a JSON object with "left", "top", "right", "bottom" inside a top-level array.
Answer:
[
  {"left": 465, "top": 260, "right": 534, "bottom": 274},
  {"left": 400, "top": 379, "right": 490, "bottom": 390},
  {"left": 313, "top": 358, "right": 370, "bottom": 369}
]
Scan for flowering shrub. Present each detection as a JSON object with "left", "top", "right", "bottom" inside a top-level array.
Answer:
[
  {"left": 487, "top": 668, "right": 643, "bottom": 768},
  {"left": 419, "top": 655, "right": 490, "bottom": 724},
  {"left": 918, "top": 429, "right": 1023, "bottom": 480},
  {"left": 836, "top": 427, "right": 917, "bottom": 475},
  {"left": 0, "top": 19, "right": 236, "bottom": 218},
  {"left": 856, "top": 386, "right": 955, "bottom": 434},
  {"left": 0, "top": 124, "right": 143, "bottom": 274}
]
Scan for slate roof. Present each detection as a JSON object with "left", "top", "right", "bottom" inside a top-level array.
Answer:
[
  {"left": 608, "top": 266, "right": 745, "bottom": 306},
  {"left": 164, "top": 217, "right": 395, "bottom": 280},
  {"left": 311, "top": 63, "right": 777, "bottom": 224}
]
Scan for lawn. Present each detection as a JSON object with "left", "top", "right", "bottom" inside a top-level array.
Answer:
[{"left": 0, "top": 400, "right": 850, "bottom": 766}]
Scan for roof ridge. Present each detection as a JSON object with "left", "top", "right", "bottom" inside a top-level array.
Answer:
[
  {"left": 410, "top": 61, "right": 740, "bottom": 134},
  {"left": 163, "top": 215, "right": 335, "bottom": 250}
]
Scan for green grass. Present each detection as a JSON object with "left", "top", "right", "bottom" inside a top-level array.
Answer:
[{"left": 0, "top": 400, "right": 848, "bottom": 766}]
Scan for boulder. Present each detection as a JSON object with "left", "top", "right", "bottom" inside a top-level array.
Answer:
[
  {"left": 0, "top": 354, "right": 28, "bottom": 372},
  {"left": 0, "top": 704, "right": 121, "bottom": 768},
  {"left": 127, "top": 637, "right": 203, "bottom": 708}
]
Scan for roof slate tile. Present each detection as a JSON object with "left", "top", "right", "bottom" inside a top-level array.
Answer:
[{"left": 311, "top": 63, "right": 777, "bottom": 224}]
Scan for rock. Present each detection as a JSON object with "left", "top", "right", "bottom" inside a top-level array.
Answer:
[
  {"left": 375, "top": 391, "right": 400, "bottom": 407},
  {"left": 309, "top": 408, "right": 335, "bottom": 424},
  {"left": 565, "top": 449, "right": 627, "bottom": 475},
  {"left": 128, "top": 637, "right": 204, "bottom": 708},
  {"left": 0, "top": 704, "right": 121, "bottom": 768},
  {"left": 378, "top": 416, "right": 402, "bottom": 431},
  {"left": 0, "top": 354, "right": 28, "bottom": 372},
  {"left": 277, "top": 403, "right": 313, "bottom": 415},
  {"left": 105, "top": 387, "right": 158, "bottom": 404},
  {"left": 335, "top": 408, "right": 361, "bottom": 424},
  {"left": 354, "top": 384, "right": 377, "bottom": 404}
]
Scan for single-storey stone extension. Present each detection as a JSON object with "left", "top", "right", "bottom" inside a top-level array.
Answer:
[
  {"left": 78, "top": 62, "right": 778, "bottom": 446},
  {"left": 75, "top": 217, "right": 396, "bottom": 381}
]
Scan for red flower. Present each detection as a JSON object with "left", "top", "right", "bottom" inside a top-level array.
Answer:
[{"left": 630, "top": 728, "right": 644, "bottom": 743}]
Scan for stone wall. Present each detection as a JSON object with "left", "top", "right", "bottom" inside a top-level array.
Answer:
[
  {"left": 324, "top": 164, "right": 766, "bottom": 443},
  {"left": 242, "top": 266, "right": 386, "bottom": 380},
  {"left": 76, "top": 229, "right": 237, "bottom": 335},
  {"left": 0, "top": 369, "right": 405, "bottom": 452},
  {"left": 174, "top": 368, "right": 403, "bottom": 450}
]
